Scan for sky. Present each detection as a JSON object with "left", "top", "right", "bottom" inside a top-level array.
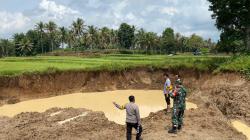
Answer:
[{"left": 0, "top": 0, "right": 220, "bottom": 41}]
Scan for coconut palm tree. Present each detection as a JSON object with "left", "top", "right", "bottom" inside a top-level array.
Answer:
[
  {"left": 35, "top": 21, "right": 45, "bottom": 54},
  {"left": 0, "top": 40, "right": 4, "bottom": 57},
  {"left": 17, "top": 37, "right": 33, "bottom": 56},
  {"left": 179, "top": 37, "right": 188, "bottom": 52},
  {"left": 110, "top": 29, "right": 119, "bottom": 48},
  {"left": 67, "top": 30, "right": 75, "bottom": 49},
  {"left": 135, "top": 29, "right": 158, "bottom": 53},
  {"left": 86, "top": 25, "right": 98, "bottom": 50},
  {"left": 72, "top": 18, "right": 85, "bottom": 36},
  {"left": 135, "top": 28, "right": 146, "bottom": 50},
  {"left": 71, "top": 18, "right": 85, "bottom": 51},
  {"left": 144, "top": 32, "right": 158, "bottom": 53},
  {"left": 45, "top": 21, "right": 57, "bottom": 52},
  {"left": 0, "top": 39, "right": 10, "bottom": 57},
  {"left": 59, "top": 27, "right": 67, "bottom": 49},
  {"left": 100, "top": 27, "right": 110, "bottom": 49},
  {"left": 175, "top": 33, "right": 182, "bottom": 53},
  {"left": 13, "top": 33, "right": 26, "bottom": 56}
]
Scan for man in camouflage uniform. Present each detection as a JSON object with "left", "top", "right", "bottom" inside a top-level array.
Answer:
[
  {"left": 175, "top": 74, "right": 181, "bottom": 85},
  {"left": 168, "top": 80, "right": 187, "bottom": 134}
]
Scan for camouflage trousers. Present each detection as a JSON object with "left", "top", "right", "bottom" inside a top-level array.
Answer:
[{"left": 171, "top": 105, "right": 185, "bottom": 127}]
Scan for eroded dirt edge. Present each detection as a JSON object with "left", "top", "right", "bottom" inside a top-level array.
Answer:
[{"left": 0, "top": 68, "right": 249, "bottom": 140}]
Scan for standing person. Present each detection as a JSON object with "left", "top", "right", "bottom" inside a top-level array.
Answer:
[
  {"left": 113, "top": 95, "right": 143, "bottom": 140},
  {"left": 163, "top": 73, "right": 173, "bottom": 112},
  {"left": 175, "top": 74, "right": 182, "bottom": 85},
  {"left": 168, "top": 80, "right": 187, "bottom": 134}
]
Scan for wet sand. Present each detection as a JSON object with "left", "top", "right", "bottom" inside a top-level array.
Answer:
[{"left": 232, "top": 120, "right": 250, "bottom": 140}]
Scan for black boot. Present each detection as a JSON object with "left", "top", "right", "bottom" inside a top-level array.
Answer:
[
  {"left": 177, "top": 125, "right": 182, "bottom": 130},
  {"left": 168, "top": 126, "right": 177, "bottom": 134}
]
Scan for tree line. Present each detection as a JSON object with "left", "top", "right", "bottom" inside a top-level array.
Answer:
[
  {"left": 208, "top": 0, "right": 250, "bottom": 53},
  {"left": 0, "top": 18, "right": 214, "bottom": 57}
]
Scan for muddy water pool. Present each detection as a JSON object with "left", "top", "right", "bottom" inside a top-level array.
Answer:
[
  {"left": 0, "top": 90, "right": 249, "bottom": 139},
  {"left": 0, "top": 90, "right": 197, "bottom": 124}
]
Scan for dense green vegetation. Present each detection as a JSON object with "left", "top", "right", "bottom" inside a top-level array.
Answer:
[
  {"left": 0, "top": 1, "right": 248, "bottom": 58},
  {"left": 0, "top": 19, "right": 215, "bottom": 57},
  {"left": 0, "top": 1, "right": 248, "bottom": 78},
  {"left": 208, "top": 0, "right": 250, "bottom": 53},
  {"left": 216, "top": 55, "right": 250, "bottom": 78},
  {"left": 0, "top": 54, "right": 249, "bottom": 77}
]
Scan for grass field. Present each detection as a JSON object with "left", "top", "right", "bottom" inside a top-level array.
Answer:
[
  {"left": 0, "top": 54, "right": 249, "bottom": 77},
  {"left": 216, "top": 55, "right": 250, "bottom": 78}
]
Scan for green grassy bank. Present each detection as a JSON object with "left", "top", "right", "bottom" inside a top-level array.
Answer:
[{"left": 0, "top": 54, "right": 249, "bottom": 77}]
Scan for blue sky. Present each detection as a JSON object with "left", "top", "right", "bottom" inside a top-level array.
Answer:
[{"left": 0, "top": 0, "right": 220, "bottom": 41}]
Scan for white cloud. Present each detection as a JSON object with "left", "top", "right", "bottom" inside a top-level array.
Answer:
[
  {"left": 0, "top": 0, "right": 220, "bottom": 41},
  {"left": 0, "top": 11, "right": 30, "bottom": 34},
  {"left": 112, "top": 0, "right": 128, "bottom": 19},
  {"left": 125, "top": 12, "right": 145, "bottom": 28},
  {"left": 160, "top": 7, "right": 179, "bottom": 16},
  {"left": 145, "top": 5, "right": 158, "bottom": 13},
  {"left": 105, "top": 0, "right": 129, "bottom": 28},
  {"left": 164, "top": 0, "right": 178, "bottom": 5},
  {"left": 39, "top": 0, "right": 79, "bottom": 20},
  {"left": 141, "top": 5, "right": 158, "bottom": 16},
  {"left": 126, "top": 13, "right": 135, "bottom": 20},
  {"left": 86, "top": 0, "right": 102, "bottom": 8}
]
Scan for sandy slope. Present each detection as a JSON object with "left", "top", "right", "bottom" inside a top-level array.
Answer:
[{"left": 0, "top": 106, "right": 246, "bottom": 140}]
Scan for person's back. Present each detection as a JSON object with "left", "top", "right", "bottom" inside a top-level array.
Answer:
[
  {"left": 125, "top": 102, "right": 141, "bottom": 124},
  {"left": 113, "top": 95, "right": 142, "bottom": 140}
]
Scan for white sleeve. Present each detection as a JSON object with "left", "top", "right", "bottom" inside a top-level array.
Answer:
[{"left": 166, "top": 79, "right": 171, "bottom": 87}]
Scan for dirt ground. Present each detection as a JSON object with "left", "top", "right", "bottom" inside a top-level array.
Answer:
[
  {"left": 0, "top": 106, "right": 246, "bottom": 140},
  {"left": 0, "top": 69, "right": 249, "bottom": 140},
  {"left": 0, "top": 68, "right": 200, "bottom": 105}
]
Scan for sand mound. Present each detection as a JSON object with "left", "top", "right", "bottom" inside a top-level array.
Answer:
[{"left": 0, "top": 106, "right": 246, "bottom": 140}]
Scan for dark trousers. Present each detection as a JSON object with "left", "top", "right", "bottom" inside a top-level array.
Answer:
[
  {"left": 177, "top": 109, "right": 185, "bottom": 126},
  {"left": 172, "top": 106, "right": 185, "bottom": 127},
  {"left": 164, "top": 94, "right": 171, "bottom": 105},
  {"left": 126, "top": 122, "right": 142, "bottom": 140}
]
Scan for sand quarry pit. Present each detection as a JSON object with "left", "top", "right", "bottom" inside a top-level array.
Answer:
[
  {"left": 0, "top": 90, "right": 197, "bottom": 124},
  {"left": 0, "top": 69, "right": 250, "bottom": 140}
]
